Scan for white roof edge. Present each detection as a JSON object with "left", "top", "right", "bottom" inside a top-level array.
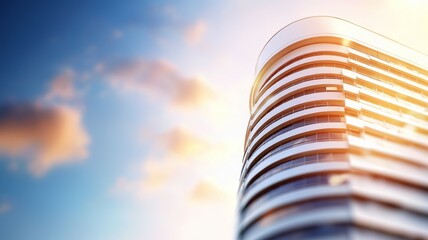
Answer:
[{"left": 256, "top": 16, "right": 428, "bottom": 75}]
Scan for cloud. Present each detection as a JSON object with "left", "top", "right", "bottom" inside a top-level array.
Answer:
[
  {"left": 111, "top": 158, "right": 173, "bottom": 198},
  {"left": 105, "top": 59, "right": 214, "bottom": 108},
  {"left": 0, "top": 103, "right": 90, "bottom": 176},
  {"left": 189, "top": 180, "right": 224, "bottom": 202},
  {"left": 44, "top": 69, "right": 76, "bottom": 101},
  {"left": 113, "top": 126, "right": 211, "bottom": 193},
  {"left": 112, "top": 127, "right": 209, "bottom": 199},
  {"left": 156, "top": 127, "right": 208, "bottom": 160},
  {"left": 185, "top": 20, "right": 207, "bottom": 45},
  {"left": 0, "top": 202, "right": 11, "bottom": 214}
]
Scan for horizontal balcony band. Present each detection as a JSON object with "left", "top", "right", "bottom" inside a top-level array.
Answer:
[
  {"left": 242, "top": 153, "right": 348, "bottom": 194},
  {"left": 349, "top": 58, "right": 428, "bottom": 94},
  {"left": 239, "top": 184, "right": 351, "bottom": 231},
  {"left": 355, "top": 72, "right": 428, "bottom": 108},
  {"left": 252, "top": 78, "right": 343, "bottom": 123},
  {"left": 241, "top": 141, "right": 349, "bottom": 191},
  {"left": 347, "top": 135, "right": 428, "bottom": 167},
  {"left": 252, "top": 66, "right": 344, "bottom": 114},
  {"left": 245, "top": 115, "right": 346, "bottom": 166},
  {"left": 254, "top": 43, "right": 349, "bottom": 99},
  {"left": 353, "top": 200, "right": 428, "bottom": 239},
  {"left": 244, "top": 122, "right": 347, "bottom": 170},
  {"left": 240, "top": 162, "right": 350, "bottom": 210},
  {"left": 256, "top": 17, "right": 428, "bottom": 77},
  {"left": 350, "top": 175, "right": 428, "bottom": 216},
  {"left": 254, "top": 57, "right": 347, "bottom": 111},
  {"left": 349, "top": 154, "right": 428, "bottom": 190},
  {"left": 248, "top": 91, "right": 345, "bottom": 138},
  {"left": 245, "top": 102, "right": 344, "bottom": 150},
  {"left": 244, "top": 206, "right": 351, "bottom": 240},
  {"left": 363, "top": 120, "right": 428, "bottom": 149},
  {"left": 245, "top": 106, "right": 345, "bottom": 159},
  {"left": 360, "top": 101, "right": 428, "bottom": 133},
  {"left": 349, "top": 47, "right": 428, "bottom": 89},
  {"left": 358, "top": 87, "right": 428, "bottom": 118}
]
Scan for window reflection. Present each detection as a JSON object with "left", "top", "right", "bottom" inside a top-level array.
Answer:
[
  {"left": 247, "top": 131, "right": 347, "bottom": 174},
  {"left": 242, "top": 173, "right": 349, "bottom": 218},
  {"left": 241, "top": 198, "right": 351, "bottom": 239},
  {"left": 251, "top": 101, "right": 343, "bottom": 141},
  {"left": 244, "top": 153, "right": 348, "bottom": 193}
]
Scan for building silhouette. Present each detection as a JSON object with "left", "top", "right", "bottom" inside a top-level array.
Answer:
[{"left": 238, "top": 16, "right": 428, "bottom": 240}]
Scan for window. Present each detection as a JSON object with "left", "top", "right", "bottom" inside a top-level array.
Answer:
[
  {"left": 329, "top": 115, "right": 341, "bottom": 122},
  {"left": 317, "top": 132, "right": 330, "bottom": 140},
  {"left": 305, "top": 117, "right": 316, "bottom": 124},
  {"left": 305, "top": 134, "right": 317, "bottom": 142},
  {"left": 317, "top": 116, "right": 328, "bottom": 123}
]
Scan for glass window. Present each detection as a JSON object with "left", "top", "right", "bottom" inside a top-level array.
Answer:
[
  {"left": 332, "top": 153, "right": 347, "bottom": 161},
  {"left": 305, "top": 89, "right": 315, "bottom": 94},
  {"left": 329, "top": 115, "right": 341, "bottom": 122},
  {"left": 317, "top": 115, "right": 328, "bottom": 123},
  {"left": 293, "top": 137, "right": 305, "bottom": 146},
  {"left": 317, "top": 132, "right": 330, "bottom": 140},
  {"left": 305, "top": 134, "right": 317, "bottom": 142},
  {"left": 294, "top": 105, "right": 304, "bottom": 112},
  {"left": 295, "top": 91, "right": 304, "bottom": 98},
  {"left": 294, "top": 120, "right": 305, "bottom": 128},
  {"left": 305, "top": 102, "right": 316, "bottom": 108},
  {"left": 305, "top": 154, "right": 317, "bottom": 163},
  {"left": 305, "top": 117, "right": 316, "bottom": 124},
  {"left": 314, "top": 87, "right": 324, "bottom": 93},
  {"left": 318, "top": 153, "right": 330, "bottom": 161},
  {"left": 330, "top": 132, "right": 344, "bottom": 140}
]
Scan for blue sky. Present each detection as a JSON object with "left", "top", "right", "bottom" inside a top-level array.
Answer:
[{"left": 1, "top": 1, "right": 428, "bottom": 240}]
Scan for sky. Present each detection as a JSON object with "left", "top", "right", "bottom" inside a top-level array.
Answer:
[{"left": 0, "top": 0, "right": 428, "bottom": 240}]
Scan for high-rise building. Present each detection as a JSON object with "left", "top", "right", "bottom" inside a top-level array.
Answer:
[{"left": 238, "top": 16, "right": 428, "bottom": 240}]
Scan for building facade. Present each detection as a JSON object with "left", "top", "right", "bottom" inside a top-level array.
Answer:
[{"left": 238, "top": 16, "right": 428, "bottom": 240}]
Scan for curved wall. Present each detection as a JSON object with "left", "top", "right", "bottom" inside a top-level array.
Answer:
[{"left": 238, "top": 16, "right": 428, "bottom": 240}]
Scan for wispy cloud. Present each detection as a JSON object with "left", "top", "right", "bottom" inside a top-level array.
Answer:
[
  {"left": 189, "top": 180, "right": 224, "bottom": 202},
  {"left": 112, "top": 127, "right": 209, "bottom": 198},
  {"left": 104, "top": 59, "right": 214, "bottom": 108},
  {"left": 0, "top": 103, "right": 89, "bottom": 176},
  {"left": 44, "top": 69, "right": 77, "bottom": 101},
  {"left": 157, "top": 127, "right": 209, "bottom": 159},
  {"left": 184, "top": 20, "right": 207, "bottom": 45},
  {"left": 111, "top": 158, "right": 173, "bottom": 198}
]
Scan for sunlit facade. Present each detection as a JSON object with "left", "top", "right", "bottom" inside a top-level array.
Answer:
[{"left": 238, "top": 16, "right": 428, "bottom": 240}]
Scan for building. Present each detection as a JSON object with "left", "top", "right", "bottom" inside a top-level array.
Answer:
[{"left": 237, "top": 16, "right": 428, "bottom": 240}]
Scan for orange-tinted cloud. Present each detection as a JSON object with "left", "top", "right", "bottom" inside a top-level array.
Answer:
[
  {"left": 0, "top": 103, "right": 90, "bottom": 176},
  {"left": 105, "top": 59, "right": 214, "bottom": 108},
  {"left": 157, "top": 127, "right": 208, "bottom": 160},
  {"left": 189, "top": 180, "right": 224, "bottom": 202},
  {"left": 112, "top": 127, "right": 211, "bottom": 200},
  {"left": 44, "top": 69, "right": 76, "bottom": 101},
  {"left": 185, "top": 20, "right": 207, "bottom": 45},
  {"left": 111, "top": 158, "right": 172, "bottom": 198}
]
